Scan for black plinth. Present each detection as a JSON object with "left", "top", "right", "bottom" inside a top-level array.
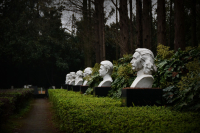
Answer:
[
  {"left": 67, "top": 85, "right": 73, "bottom": 90},
  {"left": 122, "top": 87, "right": 162, "bottom": 107},
  {"left": 62, "top": 84, "right": 68, "bottom": 89},
  {"left": 73, "top": 85, "right": 81, "bottom": 92},
  {"left": 80, "top": 86, "right": 89, "bottom": 94},
  {"left": 93, "top": 87, "right": 111, "bottom": 97}
]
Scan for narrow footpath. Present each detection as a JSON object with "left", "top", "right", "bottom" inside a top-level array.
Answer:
[{"left": 14, "top": 98, "right": 60, "bottom": 133}]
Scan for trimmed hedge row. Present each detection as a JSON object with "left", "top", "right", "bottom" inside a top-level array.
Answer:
[
  {"left": 0, "top": 88, "right": 34, "bottom": 124},
  {"left": 49, "top": 89, "right": 200, "bottom": 133}
]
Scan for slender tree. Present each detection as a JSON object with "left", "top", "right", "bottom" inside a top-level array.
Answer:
[
  {"left": 174, "top": 0, "right": 185, "bottom": 50},
  {"left": 143, "top": 0, "right": 151, "bottom": 49},
  {"left": 94, "top": 0, "right": 105, "bottom": 63},
  {"left": 191, "top": 0, "right": 197, "bottom": 47},
  {"left": 119, "top": 0, "right": 129, "bottom": 56},
  {"left": 136, "top": 0, "right": 143, "bottom": 48},
  {"left": 116, "top": 0, "right": 119, "bottom": 59},
  {"left": 129, "top": 0, "right": 134, "bottom": 53},
  {"left": 157, "top": 0, "right": 166, "bottom": 46}
]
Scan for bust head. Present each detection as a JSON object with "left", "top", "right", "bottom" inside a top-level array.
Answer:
[
  {"left": 83, "top": 67, "right": 92, "bottom": 77},
  {"left": 130, "top": 48, "right": 157, "bottom": 75},
  {"left": 99, "top": 60, "right": 113, "bottom": 77},
  {"left": 70, "top": 72, "right": 76, "bottom": 79},
  {"left": 65, "top": 74, "right": 70, "bottom": 84},
  {"left": 76, "top": 70, "right": 83, "bottom": 77}
]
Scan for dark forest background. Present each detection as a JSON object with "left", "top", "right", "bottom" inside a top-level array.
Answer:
[{"left": 0, "top": 0, "right": 199, "bottom": 88}]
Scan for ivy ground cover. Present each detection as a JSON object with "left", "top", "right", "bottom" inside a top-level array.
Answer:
[{"left": 49, "top": 89, "right": 200, "bottom": 133}]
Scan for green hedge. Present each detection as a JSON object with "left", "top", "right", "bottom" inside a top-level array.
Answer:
[
  {"left": 0, "top": 88, "right": 34, "bottom": 124},
  {"left": 49, "top": 89, "right": 200, "bottom": 133}
]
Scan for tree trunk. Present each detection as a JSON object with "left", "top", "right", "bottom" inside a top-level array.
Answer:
[
  {"left": 143, "top": 0, "right": 151, "bottom": 49},
  {"left": 82, "top": 0, "right": 89, "bottom": 67},
  {"left": 119, "top": 0, "right": 129, "bottom": 57},
  {"left": 129, "top": 0, "right": 133, "bottom": 53},
  {"left": 136, "top": 0, "right": 143, "bottom": 48},
  {"left": 88, "top": 0, "right": 92, "bottom": 66},
  {"left": 191, "top": 0, "right": 197, "bottom": 47},
  {"left": 174, "top": 0, "right": 185, "bottom": 50},
  {"left": 94, "top": 0, "right": 104, "bottom": 63},
  {"left": 157, "top": 0, "right": 166, "bottom": 46},
  {"left": 116, "top": 0, "right": 119, "bottom": 59}
]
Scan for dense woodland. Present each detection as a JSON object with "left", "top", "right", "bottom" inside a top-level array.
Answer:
[{"left": 0, "top": 0, "right": 199, "bottom": 88}]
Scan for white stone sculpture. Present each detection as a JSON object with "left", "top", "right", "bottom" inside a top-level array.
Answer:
[
  {"left": 98, "top": 60, "right": 113, "bottom": 87},
  {"left": 83, "top": 67, "right": 93, "bottom": 86},
  {"left": 69, "top": 72, "right": 76, "bottom": 85},
  {"left": 75, "top": 70, "right": 83, "bottom": 85},
  {"left": 65, "top": 74, "right": 70, "bottom": 84},
  {"left": 130, "top": 48, "right": 157, "bottom": 88}
]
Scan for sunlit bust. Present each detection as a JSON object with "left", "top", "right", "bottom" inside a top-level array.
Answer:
[
  {"left": 83, "top": 67, "right": 92, "bottom": 86},
  {"left": 69, "top": 72, "right": 76, "bottom": 85},
  {"left": 65, "top": 74, "right": 70, "bottom": 84},
  {"left": 75, "top": 70, "right": 83, "bottom": 85},
  {"left": 130, "top": 48, "right": 157, "bottom": 88},
  {"left": 98, "top": 60, "right": 113, "bottom": 87}
]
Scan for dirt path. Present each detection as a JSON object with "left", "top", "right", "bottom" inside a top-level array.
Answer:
[{"left": 15, "top": 98, "right": 60, "bottom": 133}]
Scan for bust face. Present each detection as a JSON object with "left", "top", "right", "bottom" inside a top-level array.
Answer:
[
  {"left": 68, "top": 74, "right": 72, "bottom": 80},
  {"left": 70, "top": 72, "right": 76, "bottom": 78},
  {"left": 76, "top": 71, "right": 83, "bottom": 77},
  {"left": 130, "top": 52, "right": 143, "bottom": 71},
  {"left": 83, "top": 69, "right": 92, "bottom": 77},
  {"left": 99, "top": 65, "right": 107, "bottom": 77}
]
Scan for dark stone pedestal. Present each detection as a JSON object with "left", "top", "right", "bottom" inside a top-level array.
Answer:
[
  {"left": 80, "top": 86, "right": 89, "bottom": 94},
  {"left": 93, "top": 87, "right": 111, "bottom": 97},
  {"left": 62, "top": 84, "right": 68, "bottom": 89},
  {"left": 122, "top": 87, "right": 162, "bottom": 107},
  {"left": 67, "top": 85, "right": 73, "bottom": 90},
  {"left": 73, "top": 85, "right": 81, "bottom": 92}
]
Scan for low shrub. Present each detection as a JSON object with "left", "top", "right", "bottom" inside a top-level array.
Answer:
[
  {"left": 49, "top": 89, "right": 200, "bottom": 133},
  {"left": 0, "top": 88, "right": 34, "bottom": 125}
]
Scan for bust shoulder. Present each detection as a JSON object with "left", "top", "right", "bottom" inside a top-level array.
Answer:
[
  {"left": 98, "top": 79, "right": 112, "bottom": 87},
  {"left": 131, "top": 75, "right": 154, "bottom": 88}
]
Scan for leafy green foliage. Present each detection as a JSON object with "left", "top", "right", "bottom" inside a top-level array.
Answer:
[
  {"left": 0, "top": 88, "right": 34, "bottom": 126},
  {"left": 85, "top": 63, "right": 102, "bottom": 94},
  {"left": 154, "top": 44, "right": 200, "bottom": 111},
  {"left": 110, "top": 54, "right": 136, "bottom": 98},
  {"left": 49, "top": 89, "right": 200, "bottom": 133}
]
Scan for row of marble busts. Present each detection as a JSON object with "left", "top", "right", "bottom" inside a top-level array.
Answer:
[
  {"left": 65, "top": 60, "right": 114, "bottom": 87},
  {"left": 65, "top": 48, "right": 157, "bottom": 88},
  {"left": 65, "top": 67, "right": 92, "bottom": 86}
]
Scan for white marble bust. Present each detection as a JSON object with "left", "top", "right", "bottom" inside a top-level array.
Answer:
[
  {"left": 83, "top": 67, "right": 92, "bottom": 86},
  {"left": 65, "top": 74, "right": 70, "bottom": 84},
  {"left": 75, "top": 70, "right": 83, "bottom": 85},
  {"left": 69, "top": 72, "right": 76, "bottom": 85},
  {"left": 98, "top": 60, "right": 113, "bottom": 87},
  {"left": 130, "top": 48, "right": 157, "bottom": 88}
]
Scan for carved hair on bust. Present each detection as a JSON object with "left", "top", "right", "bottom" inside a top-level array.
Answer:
[
  {"left": 98, "top": 60, "right": 113, "bottom": 87},
  {"left": 133, "top": 48, "right": 157, "bottom": 75},
  {"left": 82, "top": 67, "right": 92, "bottom": 86},
  {"left": 75, "top": 70, "right": 83, "bottom": 85},
  {"left": 83, "top": 67, "right": 92, "bottom": 77},
  {"left": 130, "top": 48, "right": 157, "bottom": 88},
  {"left": 65, "top": 74, "right": 70, "bottom": 84},
  {"left": 99, "top": 60, "right": 113, "bottom": 75},
  {"left": 69, "top": 72, "right": 76, "bottom": 85}
]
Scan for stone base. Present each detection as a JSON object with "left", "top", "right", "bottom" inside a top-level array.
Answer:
[
  {"left": 73, "top": 85, "right": 81, "bottom": 92},
  {"left": 93, "top": 87, "right": 111, "bottom": 97},
  {"left": 67, "top": 85, "right": 73, "bottom": 90},
  {"left": 122, "top": 87, "right": 162, "bottom": 107},
  {"left": 80, "top": 86, "right": 89, "bottom": 94},
  {"left": 62, "top": 84, "right": 68, "bottom": 89}
]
